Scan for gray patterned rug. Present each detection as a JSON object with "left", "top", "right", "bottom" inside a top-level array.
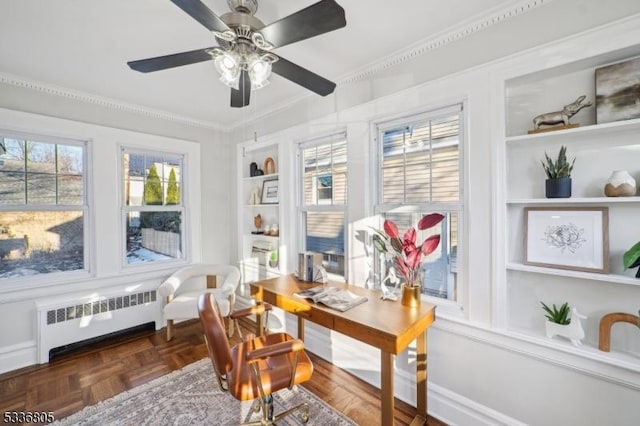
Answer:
[{"left": 53, "top": 358, "right": 356, "bottom": 425}]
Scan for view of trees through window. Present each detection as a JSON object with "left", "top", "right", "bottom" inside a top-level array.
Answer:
[
  {"left": 0, "top": 137, "right": 86, "bottom": 279},
  {"left": 122, "top": 150, "right": 183, "bottom": 265}
]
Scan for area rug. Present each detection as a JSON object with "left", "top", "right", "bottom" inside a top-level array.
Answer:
[{"left": 53, "top": 358, "right": 356, "bottom": 425}]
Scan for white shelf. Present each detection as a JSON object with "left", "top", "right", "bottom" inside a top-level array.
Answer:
[
  {"left": 243, "top": 173, "right": 279, "bottom": 182},
  {"left": 504, "top": 329, "right": 640, "bottom": 374},
  {"left": 243, "top": 203, "right": 279, "bottom": 208},
  {"left": 506, "top": 262, "right": 640, "bottom": 286},
  {"left": 507, "top": 197, "right": 640, "bottom": 204},
  {"left": 245, "top": 234, "right": 279, "bottom": 242},
  {"left": 506, "top": 118, "right": 640, "bottom": 144}
]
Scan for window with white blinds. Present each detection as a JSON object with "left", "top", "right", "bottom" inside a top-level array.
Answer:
[
  {"left": 375, "top": 105, "right": 463, "bottom": 300},
  {"left": 299, "top": 133, "right": 347, "bottom": 278}
]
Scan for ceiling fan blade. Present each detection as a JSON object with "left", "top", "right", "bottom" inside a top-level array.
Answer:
[
  {"left": 127, "top": 47, "right": 215, "bottom": 73},
  {"left": 230, "top": 70, "right": 251, "bottom": 108},
  {"left": 258, "top": 0, "right": 346, "bottom": 49},
  {"left": 272, "top": 56, "right": 336, "bottom": 96},
  {"left": 170, "top": 0, "right": 231, "bottom": 33}
]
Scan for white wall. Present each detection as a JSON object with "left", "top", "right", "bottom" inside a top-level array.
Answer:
[
  {"left": 230, "top": 14, "right": 640, "bottom": 426},
  {"left": 0, "top": 91, "right": 231, "bottom": 371}
]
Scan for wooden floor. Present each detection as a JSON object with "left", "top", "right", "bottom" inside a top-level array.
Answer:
[{"left": 0, "top": 319, "right": 447, "bottom": 425}]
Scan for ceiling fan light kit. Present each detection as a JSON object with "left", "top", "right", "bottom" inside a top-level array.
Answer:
[{"left": 128, "top": 0, "right": 346, "bottom": 108}]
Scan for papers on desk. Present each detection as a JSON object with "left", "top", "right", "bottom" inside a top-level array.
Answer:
[{"left": 294, "top": 286, "right": 368, "bottom": 312}]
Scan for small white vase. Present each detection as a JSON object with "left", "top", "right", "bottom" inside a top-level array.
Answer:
[{"left": 604, "top": 170, "right": 636, "bottom": 197}]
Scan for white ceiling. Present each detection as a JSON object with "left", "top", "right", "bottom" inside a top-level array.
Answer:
[{"left": 1, "top": 0, "right": 530, "bottom": 129}]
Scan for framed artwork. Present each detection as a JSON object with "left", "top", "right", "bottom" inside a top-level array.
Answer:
[
  {"left": 595, "top": 56, "right": 640, "bottom": 124},
  {"left": 261, "top": 179, "right": 279, "bottom": 204},
  {"left": 524, "top": 207, "right": 609, "bottom": 273}
]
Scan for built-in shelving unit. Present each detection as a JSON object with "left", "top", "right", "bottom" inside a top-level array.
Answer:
[
  {"left": 235, "top": 140, "right": 284, "bottom": 308},
  {"left": 499, "top": 42, "right": 640, "bottom": 367}
]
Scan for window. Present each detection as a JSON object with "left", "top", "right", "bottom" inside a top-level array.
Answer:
[
  {"left": 122, "top": 149, "right": 184, "bottom": 265},
  {"left": 0, "top": 134, "right": 87, "bottom": 280},
  {"left": 299, "top": 133, "right": 347, "bottom": 277},
  {"left": 375, "top": 105, "right": 463, "bottom": 300}
]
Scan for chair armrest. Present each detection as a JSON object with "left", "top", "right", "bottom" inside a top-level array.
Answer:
[
  {"left": 246, "top": 339, "right": 305, "bottom": 362},
  {"left": 158, "top": 276, "right": 181, "bottom": 298},
  {"left": 230, "top": 303, "right": 273, "bottom": 319}
]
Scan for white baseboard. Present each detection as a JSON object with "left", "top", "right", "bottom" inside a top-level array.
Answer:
[
  {"left": 0, "top": 341, "right": 37, "bottom": 374},
  {"left": 428, "top": 382, "right": 526, "bottom": 426}
]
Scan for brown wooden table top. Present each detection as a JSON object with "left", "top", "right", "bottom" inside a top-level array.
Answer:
[{"left": 250, "top": 274, "right": 436, "bottom": 355}]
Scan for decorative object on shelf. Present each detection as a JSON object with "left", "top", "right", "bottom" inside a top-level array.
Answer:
[
  {"left": 623, "top": 241, "right": 640, "bottom": 278},
  {"left": 261, "top": 179, "right": 279, "bottom": 204},
  {"left": 264, "top": 223, "right": 279, "bottom": 236},
  {"left": 252, "top": 214, "right": 264, "bottom": 234},
  {"left": 530, "top": 95, "right": 592, "bottom": 133},
  {"left": 598, "top": 311, "right": 640, "bottom": 352},
  {"left": 524, "top": 207, "right": 609, "bottom": 273},
  {"left": 268, "top": 250, "right": 278, "bottom": 268},
  {"left": 263, "top": 157, "right": 276, "bottom": 175},
  {"left": 595, "top": 56, "right": 640, "bottom": 124},
  {"left": 541, "top": 145, "right": 574, "bottom": 198},
  {"left": 541, "top": 301, "right": 586, "bottom": 347},
  {"left": 249, "top": 186, "right": 262, "bottom": 205},
  {"left": 251, "top": 239, "right": 272, "bottom": 265},
  {"left": 250, "top": 162, "right": 264, "bottom": 177},
  {"left": 604, "top": 170, "right": 637, "bottom": 197},
  {"left": 371, "top": 213, "right": 445, "bottom": 307}
]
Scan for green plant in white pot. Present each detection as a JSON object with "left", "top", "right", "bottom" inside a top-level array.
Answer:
[
  {"left": 623, "top": 241, "right": 640, "bottom": 278},
  {"left": 541, "top": 146, "right": 575, "bottom": 198},
  {"left": 541, "top": 301, "right": 586, "bottom": 347}
]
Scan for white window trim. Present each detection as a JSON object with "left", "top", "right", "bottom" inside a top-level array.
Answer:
[
  {"left": 0, "top": 129, "right": 92, "bottom": 290},
  {"left": 371, "top": 103, "right": 467, "bottom": 313},
  {"left": 296, "top": 131, "right": 348, "bottom": 281},
  {"left": 118, "top": 145, "right": 189, "bottom": 271}
]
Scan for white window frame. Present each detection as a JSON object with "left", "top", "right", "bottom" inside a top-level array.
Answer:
[
  {"left": 120, "top": 146, "right": 187, "bottom": 269},
  {"left": 297, "top": 132, "right": 348, "bottom": 281},
  {"left": 372, "top": 104, "right": 465, "bottom": 308},
  {"left": 0, "top": 130, "right": 91, "bottom": 289}
]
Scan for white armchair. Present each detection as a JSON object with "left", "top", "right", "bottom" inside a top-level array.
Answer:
[{"left": 158, "top": 264, "right": 241, "bottom": 341}]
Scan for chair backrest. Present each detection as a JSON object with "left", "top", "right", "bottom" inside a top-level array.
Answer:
[
  {"left": 160, "top": 263, "right": 241, "bottom": 297},
  {"left": 198, "top": 293, "right": 233, "bottom": 379}
]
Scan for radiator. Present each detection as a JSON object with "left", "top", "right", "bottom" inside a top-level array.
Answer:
[{"left": 36, "top": 286, "right": 162, "bottom": 363}]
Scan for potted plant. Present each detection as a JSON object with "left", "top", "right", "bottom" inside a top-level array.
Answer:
[
  {"left": 623, "top": 241, "right": 640, "bottom": 278},
  {"left": 541, "top": 145, "right": 575, "bottom": 198},
  {"left": 541, "top": 301, "right": 586, "bottom": 347},
  {"left": 372, "top": 213, "right": 444, "bottom": 307},
  {"left": 541, "top": 301, "right": 571, "bottom": 325}
]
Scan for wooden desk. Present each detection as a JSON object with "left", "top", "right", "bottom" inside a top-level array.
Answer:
[{"left": 251, "top": 274, "right": 436, "bottom": 426}]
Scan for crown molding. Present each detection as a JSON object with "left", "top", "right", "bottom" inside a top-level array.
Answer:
[
  {"left": 1, "top": 0, "right": 550, "bottom": 133},
  {"left": 0, "top": 72, "right": 222, "bottom": 131},
  {"left": 229, "top": 0, "right": 553, "bottom": 130},
  {"left": 340, "top": 0, "right": 552, "bottom": 86}
]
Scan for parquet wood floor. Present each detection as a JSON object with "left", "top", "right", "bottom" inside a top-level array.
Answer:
[{"left": 0, "top": 319, "right": 447, "bottom": 425}]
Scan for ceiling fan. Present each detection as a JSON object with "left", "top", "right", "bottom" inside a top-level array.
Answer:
[{"left": 127, "top": 0, "right": 346, "bottom": 108}]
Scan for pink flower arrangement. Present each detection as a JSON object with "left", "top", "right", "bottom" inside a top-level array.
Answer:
[{"left": 372, "top": 213, "right": 445, "bottom": 288}]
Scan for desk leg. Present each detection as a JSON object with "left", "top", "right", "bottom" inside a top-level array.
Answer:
[
  {"left": 416, "top": 330, "right": 427, "bottom": 420},
  {"left": 381, "top": 351, "right": 394, "bottom": 426},
  {"left": 297, "top": 317, "right": 305, "bottom": 342}
]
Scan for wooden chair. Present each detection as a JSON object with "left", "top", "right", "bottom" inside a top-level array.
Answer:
[
  {"left": 198, "top": 293, "right": 313, "bottom": 425},
  {"left": 159, "top": 264, "right": 240, "bottom": 341}
]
